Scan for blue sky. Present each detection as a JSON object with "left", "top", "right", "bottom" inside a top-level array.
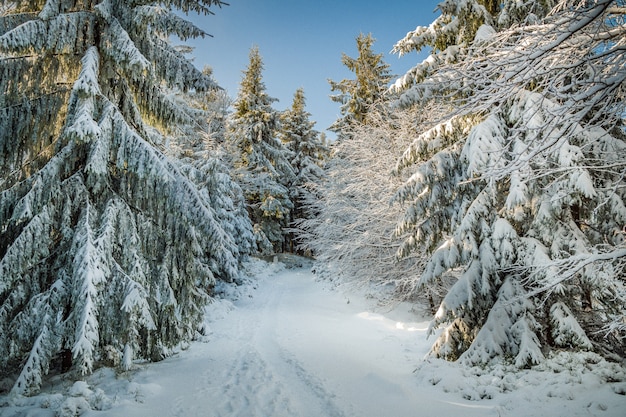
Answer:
[{"left": 182, "top": 1, "right": 441, "bottom": 138}]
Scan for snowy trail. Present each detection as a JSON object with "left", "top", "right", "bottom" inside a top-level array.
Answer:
[
  {"left": 4, "top": 263, "right": 625, "bottom": 416},
  {"left": 86, "top": 266, "right": 502, "bottom": 417}
]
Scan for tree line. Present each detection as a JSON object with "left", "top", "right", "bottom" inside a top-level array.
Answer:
[{"left": 0, "top": 0, "right": 327, "bottom": 395}]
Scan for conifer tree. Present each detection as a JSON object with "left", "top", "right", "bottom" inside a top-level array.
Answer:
[
  {"left": 279, "top": 88, "right": 326, "bottom": 252},
  {"left": 392, "top": 0, "right": 625, "bottom": 365},
  {"left": 0, "top": 0, "right": 246, "bottom": 395},
  {"left": 329, "top": 33, "right": 392, "bottom": 130},
  {"left": 227, "top": 46, "right": 295, "bottom": 253},
  {"left": 390, "top": 0, "right": 555, "bottom": 95},
  {"left": 168, "top": 66, "right": 256, "bottom": 271}
]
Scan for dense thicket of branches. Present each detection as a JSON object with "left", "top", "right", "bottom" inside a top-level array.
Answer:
[
  {"left": 300, "top": 35, "right": 429, "bottom": 302},
  {"left": 300, "top": 105, "right": 432, "bottom": 303}
]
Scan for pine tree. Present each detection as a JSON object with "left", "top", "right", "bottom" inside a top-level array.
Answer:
[
  {"left": 392, "top": 0, "right": 626, "bottom": 365},
  {"left": 227, "top": 46, "right": 295, "bottom": 254},
  {"left": 0, "top": 0, "right": 247, "bottom": 396},
  {"left": 329, "top": 33, "right": 392, "bottom": 129},
  {"left": 279, "top": 88, "right": 326, "bottom": 252}
]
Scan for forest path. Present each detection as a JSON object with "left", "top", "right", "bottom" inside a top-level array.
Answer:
[{"left": 88, "top": 265, "right": 500, "bottom": 417}]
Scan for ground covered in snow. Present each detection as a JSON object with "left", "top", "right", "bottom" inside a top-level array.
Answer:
[{"left": 1, "top": 258, "right": 625, "bottom": 416}]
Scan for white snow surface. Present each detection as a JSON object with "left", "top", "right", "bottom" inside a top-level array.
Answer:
[{"left": 2, "top": 258, "right": 625, "bottom": 417}]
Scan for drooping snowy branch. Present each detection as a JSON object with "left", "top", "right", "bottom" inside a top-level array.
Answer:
[
  {"left": 68, "top": 203, "right": 104, "bottom": 376},
  {"left": 408, "top": 1, "right": 626, "bottom": 180},
  {"left": 392, "top": 0, "right": 626, "bottom": 365},
  {"left": 1, "top": 0, "right": 245, "bottom": 396}
]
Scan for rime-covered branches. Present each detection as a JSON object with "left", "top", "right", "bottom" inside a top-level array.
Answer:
[{"left": 301, "top": 105, "right": 429, "bottom": 303}]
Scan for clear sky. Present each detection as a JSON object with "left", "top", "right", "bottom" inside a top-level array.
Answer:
[{"left": 181, "top": 0, "right": 441, "bottom": 138}]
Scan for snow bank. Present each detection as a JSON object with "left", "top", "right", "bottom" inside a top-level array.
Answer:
[{"left": 416, "top": 351, "right": 625, "bottom": 415}]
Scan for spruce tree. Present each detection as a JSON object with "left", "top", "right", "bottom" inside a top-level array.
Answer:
[
  {"left": 279, "top": 88, "right": 326, "bottom": 252},
  {"left": 0, "top": 0, "right": 246, "bottom": 396},
  {"left": 227, "top": 46, "right": 295, "bottom": 254},
  {"left": 392, "top": 0, "right": 626, "bottom": 365},
  {"left": 167, "top": 66, "right": 256, "bottom": 274},
  {"left": 390, "top": 0, "right": 555, "bottom": 95},
  {"left": 329, "top": 33, "right": 392, "bottom": 130}
]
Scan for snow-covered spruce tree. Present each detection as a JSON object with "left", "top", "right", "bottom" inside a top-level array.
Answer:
[
  {"left": 278, "top": 88, "right": 327, "bottom": 253},
  {"left": 393, "top": 0, "right": 626, "bottom": 365},
  {"left": 0, "top": 0, "right": 247, "bottom": 396},
  {"left": 227, "top": 46, "right": 295, "bottom": 254},
  {"left": 329, "top": 33, "right": 392, "bottom": 131}
]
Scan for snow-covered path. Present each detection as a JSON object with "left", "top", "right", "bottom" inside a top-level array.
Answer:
[
  {"left": 4, "top": 262, "right": 624, "bottom": 416},
  {"left": 87, "top": 265, "right": 501, "bottom": 417}
]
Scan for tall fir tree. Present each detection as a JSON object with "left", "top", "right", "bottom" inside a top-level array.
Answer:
[
  {"left": 329, "top": 33, "right": 392, "bottom": 130},
  {"left": 0, "top": 0, "right": 250, "bottom": 395},
  {"left": 279, "top": 88, "right": 326, "bottom": 252},
  {"left": 227, "top": 46, "right": 295, "bottom": 254},
  {"left": 392, "top": 0, "right": 626, "bottom": 365}
]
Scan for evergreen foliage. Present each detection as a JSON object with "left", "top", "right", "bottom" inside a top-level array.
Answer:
[
  {"left": 167, "top": 66, "right": 256, "bottom": 272},
  {"left": 227, "top": 46, "right": 295, "bottom": 254},
  {"left": 391, "top": 0, "right": 556, "bottom": 95},
  {"left": 0, "top": 0, "right": 250, "bottom": 396},
  {"left": 329, "top": 33, "right": 392, "bottom": 129},
  {"left": 392, "top": 0, "right": 626, "bottom": 365},
  {"left": 279, "top": 88, "right": 327, "bottom": 252}
]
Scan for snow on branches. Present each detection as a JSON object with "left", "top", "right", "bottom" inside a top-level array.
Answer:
[
  {"left": 393, "top": 0, "right": 626, "bottom": 365},
  {"left": 0, "top": 0, "right": 247, "bottom": 396}
]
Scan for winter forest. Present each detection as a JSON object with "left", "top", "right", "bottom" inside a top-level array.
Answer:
[{"left": 0, "top": 0, "right": 625, "bottom": 415}]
